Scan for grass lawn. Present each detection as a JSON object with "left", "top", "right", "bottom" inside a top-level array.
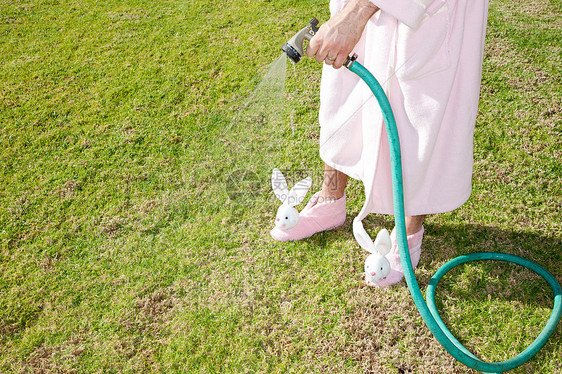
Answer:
[{"left": 1, "top": 0, "right": 560, "bottom": 372}]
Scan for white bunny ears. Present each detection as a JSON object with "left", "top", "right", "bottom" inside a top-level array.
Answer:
[
  {"left": 271, "top": 168, "right": 312, "bottom": 207},
  {"left": 353, "top": 219, "right": 392, "bottom": 256}
]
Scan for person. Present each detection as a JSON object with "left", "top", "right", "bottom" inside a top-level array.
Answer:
[{"left": 271, "top": 0, "right": 490, "bottom": 287}]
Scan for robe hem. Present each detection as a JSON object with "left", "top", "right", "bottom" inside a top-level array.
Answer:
[{"left": 320, "top": 155, "right": 472, "bottom": 216}]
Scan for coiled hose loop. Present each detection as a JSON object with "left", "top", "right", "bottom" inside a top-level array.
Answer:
[{"left": 346, "top": 59, "right": 562, "bottom": 374}]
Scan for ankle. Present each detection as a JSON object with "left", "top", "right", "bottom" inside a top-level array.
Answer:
[
  {"left": 405, "top": 216, "right": 426, "bottom": 236},
  {"left": 318, "top": 189, "right": 344, "bottom": 203},
  {"left": 321, "top": 164, "right": 348, "bottom": 203}
]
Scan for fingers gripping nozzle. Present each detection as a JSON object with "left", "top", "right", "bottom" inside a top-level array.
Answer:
[{"left": 282, "top": 18, "right": 319, "bottom": 63}]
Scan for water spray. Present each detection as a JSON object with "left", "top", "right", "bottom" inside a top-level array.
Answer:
[{"left": 282, "top": 19, "right": 562, "bottom": 374}]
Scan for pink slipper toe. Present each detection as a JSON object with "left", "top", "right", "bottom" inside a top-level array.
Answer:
[
  {"left": 270, "top": 192, "right": 346, "bottom": 242},
  {"left": 369, "top": 226, "right": 424, "bottom": 288}
]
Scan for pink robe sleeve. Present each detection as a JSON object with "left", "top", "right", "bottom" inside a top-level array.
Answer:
[{"left": 370, "top": 0, "right": 437, "bottom": 28}]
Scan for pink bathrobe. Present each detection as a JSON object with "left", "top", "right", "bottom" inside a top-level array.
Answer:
[{"left": 319, "top": 0, "right": 489, "bottom": 219}]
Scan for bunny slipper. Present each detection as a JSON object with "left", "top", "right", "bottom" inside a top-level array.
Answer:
[
  {"left": 354, "top": 219, "right": 424, "bottom": 287},
  {"left": 270, "top": 168, "right": 346, "bottom": 242},
  {"left": 377, "top": 225, "right": 424, "bottom": 287},
  {"left": 271, "top": 168, "right": 312, "bottom": 230},
  {"left": 354, "top": 221, "right": 392, "bottom": 285}
]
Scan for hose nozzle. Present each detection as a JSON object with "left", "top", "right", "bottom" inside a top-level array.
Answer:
[{"left": 282, "top": 18, "right": 319, "bottom": 63}]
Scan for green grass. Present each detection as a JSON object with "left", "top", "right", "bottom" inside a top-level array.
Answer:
[{"left": 1, "top": 0, "right": 560, "bottom": 372}]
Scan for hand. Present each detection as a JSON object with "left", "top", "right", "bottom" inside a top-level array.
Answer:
[{"left": 306, "top": 0, "right": 379, "bottom": 69}]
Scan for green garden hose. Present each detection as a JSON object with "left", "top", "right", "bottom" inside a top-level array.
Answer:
[{"left": 345, "top": 56, "right": 562, "bottom": 374}]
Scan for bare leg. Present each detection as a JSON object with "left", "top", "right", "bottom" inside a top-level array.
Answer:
[
  {"left": 318, "top": 163, "right": 426, "bottom": 234},
  {"left": 319, "top": 163, "right": 348, "bottom": 202},
  {"left": 405, "top": 215, "right": 426, "bottom": 236}
]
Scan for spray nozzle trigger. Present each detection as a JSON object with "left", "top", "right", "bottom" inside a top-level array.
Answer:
[
  {"left": 309, "top": 17, "right": 319, "bottom": 33},
  {"left": 282, "top": 17, "right": 320, "bottom": 63}
]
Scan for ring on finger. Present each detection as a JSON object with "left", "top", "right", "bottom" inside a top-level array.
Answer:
[{"left": 325, "top": 56, "right": 335, "bottom": 62}]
